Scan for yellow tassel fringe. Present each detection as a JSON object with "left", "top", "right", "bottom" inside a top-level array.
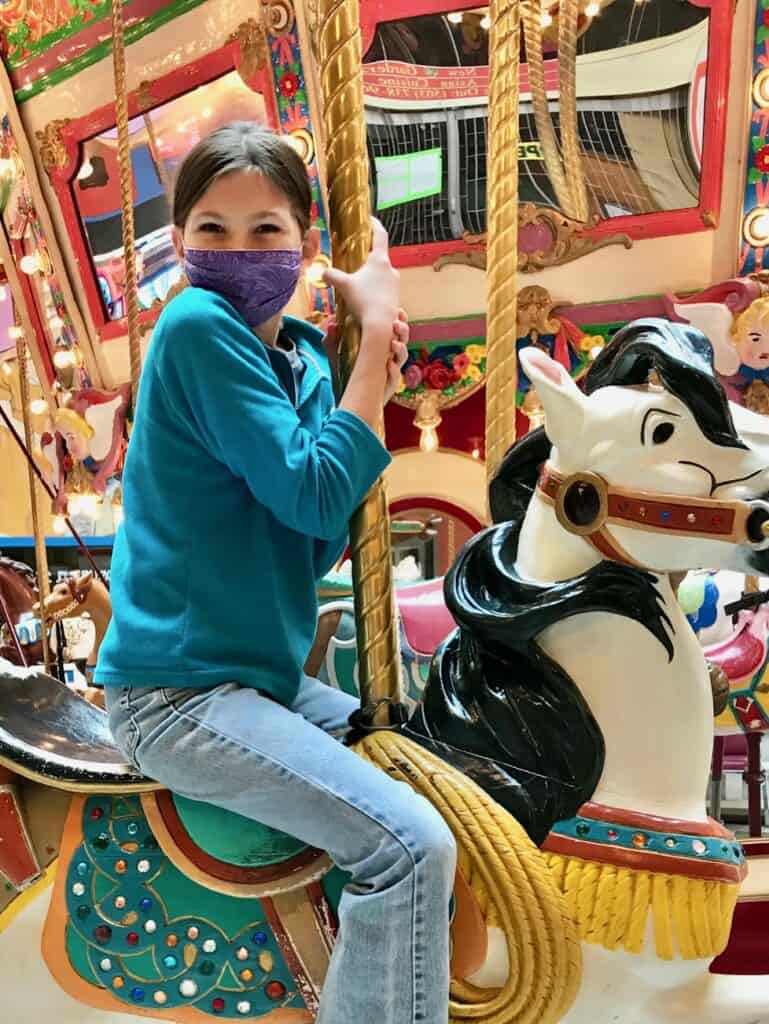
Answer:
[{"left": 543, "top": 852, "right": 739, "bottom": 960}]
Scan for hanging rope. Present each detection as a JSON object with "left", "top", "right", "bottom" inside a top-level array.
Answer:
[
  {"left": 558, "top": 0, "right": 590, "bottom": 222},
  {"left": 110, "top": 0, "right": 142, "bottom": 410},
  {"left": 16, "top": 328, "right": 51, "bottom": 673},
  {"left": 484, "top": 0, "right": 522, "bottom": 485},
  {"left": 317, "top": 0, "right": 400, "bottom": 723}
]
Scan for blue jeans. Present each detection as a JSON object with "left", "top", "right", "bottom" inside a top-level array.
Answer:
[{"left": 105, "top": 678, "right": 455, "bottom": 1024}]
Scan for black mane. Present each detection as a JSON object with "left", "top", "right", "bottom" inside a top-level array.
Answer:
[{"left": 405, "top": 318, "right": 715, "bottom": 844}]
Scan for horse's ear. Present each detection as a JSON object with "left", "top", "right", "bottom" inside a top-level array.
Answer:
[{"left": 519, "top": 347, "right": 585, "bottom": 452}]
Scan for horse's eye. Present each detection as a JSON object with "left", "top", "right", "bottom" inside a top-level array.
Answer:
[{"left": 652, "top": 422, "right": 675, "bottom": 445}]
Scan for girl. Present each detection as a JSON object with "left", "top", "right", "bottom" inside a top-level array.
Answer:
[{"left": 96, "top": 123, "right": 456, "bottom": 1024}]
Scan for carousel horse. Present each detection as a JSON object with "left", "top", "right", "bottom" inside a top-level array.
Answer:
[
  {"left": 0, "top": 555, "right": 43, "bottom": 665},
  {"left": 3, "top": 318, "right": 769, "bottom": 1022}
]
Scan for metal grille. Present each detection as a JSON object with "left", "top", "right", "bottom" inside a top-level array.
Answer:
[{"left": 367, "top": 118, "right": 454, "bottom": 246}]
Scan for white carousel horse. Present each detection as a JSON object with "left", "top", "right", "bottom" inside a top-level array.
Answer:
[{"left": 404, "top": 319, "right": 769, "bottom": 1022}]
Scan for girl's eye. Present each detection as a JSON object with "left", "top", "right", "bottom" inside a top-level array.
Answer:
[
  {"left": 750, "top": 334, "right": 762, "bottom": 343},
  {"left": 254, "top": 224, "right": 280, "bottom": 234},
  {"left": 198, "top": 222, "right": 225, "bottom": 233}
]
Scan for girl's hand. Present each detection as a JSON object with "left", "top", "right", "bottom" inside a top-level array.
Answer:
[
  {"left": 323, "top": 219, "right": 399, "bottom": 346},
  {"left": 385, "top": 310, "right": 409, "bottom": 403}
]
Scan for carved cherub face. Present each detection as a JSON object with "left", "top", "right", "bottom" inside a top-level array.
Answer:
[{"left": 732, "top": 299, "right": 769, "bottom": 371}]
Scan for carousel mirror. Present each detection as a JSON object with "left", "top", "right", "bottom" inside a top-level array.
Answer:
[
  {"left": 71, "top": 72, "right": 268, "bottom": 322},
  {"left": 360, "top": 0, "right": 728, "bottom": 262}
]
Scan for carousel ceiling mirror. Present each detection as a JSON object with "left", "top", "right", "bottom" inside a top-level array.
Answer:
[
  {"left": 40, "top": 42, "right": 278, "bottom": 341},
  {"left": 359, "top": 0, "right": 731, "bottom": 268}
]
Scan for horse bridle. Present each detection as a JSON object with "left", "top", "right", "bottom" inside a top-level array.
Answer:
[
  {"left": 44, "top": 578, "right": 88, "bottom": 623},
  {"left": 537, "top": 462, "right": 769, "bottom": 570}
]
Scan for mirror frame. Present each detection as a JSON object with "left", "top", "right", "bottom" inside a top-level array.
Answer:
[
  {"left": 39, "top": 36, "right": 280, "bottom": 342},
  {"left": 359, "top": 0, "right": 732, "bottom": 269}
]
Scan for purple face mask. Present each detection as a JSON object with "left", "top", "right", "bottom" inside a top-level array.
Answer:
[{"left": 184, "top": 248, "right": 303, "bottom": 326}]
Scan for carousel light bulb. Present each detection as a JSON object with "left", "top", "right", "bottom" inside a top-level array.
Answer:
[
  {"left": 202, "top": 106, "right": 212, "bottom": 118},
  {"left": 53, "top": 348, "right": 75, "bottom": 369},
  {"left": 447, "top": 11, "right": 463, "bottom": 23},
  {"left": 471, "top": 446, "right": 481, "bottom": 460},
  {"left": 480, "top": 14, "right": 491, "bottom": 29},
  {"left": 77, "top": 158, "right": 94, "bottom": 181},
  {"left": 0, "top": 157, "right": 15, "bottom": 180},
  {"left": 541, "top": 11, "right": 553, "bottom": 27},
  {"left": 48, "top": 315, "right": 65, "bottom": 331},
  {"left": 585, "top": 1, "right": 600, "bottom": 15},
  {"left": 1, "top": 361, "right": 11, "bottom": 376},
  {"left": 419, "top": 425, "right": 439, "bottom": 454},
  {"left": 29, "top": 398, "right": 48, "bottom": 415},
  {"left": 306, "top": 259, "right": 328, "bottom": 286},
  {"left": 80, "top": 493, "right": 102, "bottom": 519},
  {"left": 0, "top": 285, "right": 7, "bottom": 301},
  {"left": 52, "top": 515, "right": 67, "bottom": 536},
  {"left": 20, "top": 252, "right": 40, "bottom": 275},
  {"left": 8, "top": 325, "right": 24, "bottom": 340},
  {"left": 112, "top": 501, "right": 124, "bottom": 528}
]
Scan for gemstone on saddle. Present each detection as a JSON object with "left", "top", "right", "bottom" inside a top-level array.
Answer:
[
  {"left": 145, "top": 920, "right": 157, "bottom": 934},
  {"left": 199, "top": 961, "right": 216, "bottom": 977},
  {"left": 202, "top": 938, "right": 217, "bottom": 953},
  {"left": 72, "top": 882, "right": 85, "bottom": 896},
  {"left": 137, "top": 859, "right": 151, "bottom": 874},
  {"left": 660, "top": 511, "right": 671, "bottom": 522},
  {"left": 575, "top": 822, "right": 590, "bottom": 837},
  {"left": 258, "top": 952, "right": 274, "bottom": 972},
  {"left": 131, "top": 988, "right": 145, "bottom": 1002},
  {"left": 94, "top": 832, "right": 110, "bottom": 850},
  {"left": 126, "top": 932, "right": 139, "bottom": 946},
  {"left": 252, "top": 931, "right": 268, "bottom": 945},
  {"left": 632, "top": 833, "right": 647, "bottom": 848},
  {"left": 606, "top": 829, "right": 618, "bottom": 840},
  {"left": 711, "top": 515, "right": 722, "bottom": 527},
  {"left": 266, "top": 981, "right": 286, "bottom": 1000},
  {"left": 687, "top": 513, "right": 697, "bottom": 524},
  {"left": 212, "top": 997, "right": 226, "bottom": 1013},
  {"left": 77, "top": 905, "right": 91, "bottom": 920},
  {"left": 115, "top": 860, "right": 127, "bottom": 874},
  {"left": 140, "top": 897, "right": 152, "bottom": 912},
  {"left": 127, "top": 823, "right": 139, "bottom": 836},
  {"left": 99, "top": 958, "right": 112, "bottom": 972},
  {"left": 166, "top": 934, "right": 179, "bottom": 947},
  {"left": 187, "top": 926, "right": 199, "bottom": 940},
  {"left": 113, "top": 977, "right": 124, "bottom": 990},
  {"left": 236, "top": 946, "right": 249, "bottom": 961},
  {"left": 163, "top": 955, "right": 178, "bottom": 970},
  {"left": 76, "top": 862, "right": 89, "bottom": 877},
  {"left": 114, "top": 896, "right": 126, "bottom": 909},
  {"left": 90, "top": 807, "right": 104, "bottom": 820},
  {"left": 240, "top": 968, "right": 254, "bottom": 983},
  {"left": 154, "top": 992, "right": 168, "bottom": 1005},
  {"left": 665, "top": 838, "right": 677, "bottom": 849},
  {"left": 237, "top": 1002, "right": 251, "bottom": 1015},
  {"left": 179, "top": 979, "right": 198, "bottom": 998},
  {"left": 692, "top": 839, "right": 707, "bottom": 855},
  {"left": 93, "top": 925, "right": 112, "bottom": 944}
]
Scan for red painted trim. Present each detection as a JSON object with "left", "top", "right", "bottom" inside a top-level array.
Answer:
[
  {"left": 409, "top": 317, "right": 486, "bottom": 343},
  {"left": 47, "top": 44, "right": 279, "bottom": 343},
  {"left": 390, "top": 496, "right": 483, "bottom": 535},
  {"left": 0, "top": 789, "right": 40, "bottom": 887},
  {"left": 10, "top": 237, "right": 55, "bottom": 385}
]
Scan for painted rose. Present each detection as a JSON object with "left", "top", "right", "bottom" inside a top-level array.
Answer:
[
  {"left": 279, "top": 72, "right": 300, "bottom": 99},
  {"left": 403, "top": 363, "right": 423, "bottom": 389},
  {"left": 756, "top": 145, "right": 769, "bottom": 175},
  {"left": 466, "top": 343, "right": 486, "bottom": 365},
  {"left": 425, "top": 362, "right": 454, "bottom": 390},
  {"left": 453, "top": 353, "right": 470, "bottom": 375},
  {"left": 465, "top": 364, "right": 482, "bottom": 382}
]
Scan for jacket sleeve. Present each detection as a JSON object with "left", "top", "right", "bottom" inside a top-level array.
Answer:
[
  {"left": 313, "top": 532, "right": 348, "bottom": 580},
  {"left": 159, "top": 301, "right": 390, "bottom": 541}
]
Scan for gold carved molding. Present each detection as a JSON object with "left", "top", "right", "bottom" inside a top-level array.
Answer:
[
  {"left": 35, "top": 119, "right": 71, "bottom": 172},
  {"left": 434, "top": 203, "right": 632, "bottom": 274},
  {"left": 228, "top": 18, "right": 269, "bottom": 84}
]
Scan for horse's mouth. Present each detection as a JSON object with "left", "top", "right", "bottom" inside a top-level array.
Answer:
[{"left": 679, "top": 461, "right": 768, "bottom": 497}]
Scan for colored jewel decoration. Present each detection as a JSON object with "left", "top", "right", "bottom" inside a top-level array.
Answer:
[
  {"left": 77, "top": 905, "right": 91, "bottom": 920},
  {"left": 202, "top": 938, "right": 217, "bottom": 953},
  {"left": 131, "top": 987, "right": 145, "bottom": 1002},
  {"left": 253, "top": 931, "right": 268, "bottom": 945},
  {"left": 114, "top": 896, "right": 126, "bottom": 909},
  {"left": 199, "top": 960, "right": 216, "bottom": 976},
  {"left": 115, "top": 860, "right": 127, "bottom": 874},
  {"left": 126, "top": 932, "right": 139, "bottom": 946},
  {"left": 236, "top": 946, "right": 249, "bottom": 961},
  {"left": 163, "top": 954, "right": 178, "bottom": 969},
  {"left": 575, "top": 822, "right": 590, "bottom": 837},
  {"left": 127, "top": 822, "right": 139, "bottom": 836},
  {"left": 113, "top": 977, "right": 124, "bottom": 989},
  {"left": 687, "top": 513, "right": 697, "bottom": 524},
  {"left": 187, "top": 926, "right": 199, "bottom": 939},
  {"left": 237, "top": 1002, "right": 251, "bottom": 1015},
  {"left": 90, "top": 806, "right": 104, "bottom": 820},
  {"left": 166, "top": 934, "right": 178, "bottom": 947},
  {"left": 137, "top": 859, "right": 151, "bottom": 874},
  {"left": 144, "top": 920, "right": 157, "bottom": 934},
  {"left": 76, "top": 862, "right": 89, "bottom": 877},
  {"left": 660, "top": 511, "right": 671, "bottom": 521},
  {"left": 266, "top": 980, "right": 287, "bottom": 1000},
  {"left": 606, "top": 829, "right": 618, "bottom": 840},
  {"left": 212, "top": 997, "right": 226, "bottom": 1013},
  {"left": 258, "top": 951, "right": 274, "bottom": 972},
  {"left": 632, "top": 833, "right": 648, "bottom": 848},
  {"left": 72, "top": 882, "right": 85, "bottom": 896},
  {"left": 179, "top": 979, "right": 198, "bottom": 997},
  {"left": 692, "top": 839, "right": 707, "bottom": 855},
  {"left": 93, "top": 832, "right": 110, "bottom": 850},
  {"left": 99, "top": 958, "right": 112, "bottom": 972},
  {"left": 240, "top": 968, "right": 254, "bottom": 983},
  {"left": 154, "top": 992, "right": 168, "bottom": 1005},
  {"left": 139, "top": 897, "right": 152, "bottom": 912},
  {"left": 93, "top": 925, "right": 112, "bottom": 944},
  {"left": 665, "top": 838, "right": 677, "bottom": 848}
]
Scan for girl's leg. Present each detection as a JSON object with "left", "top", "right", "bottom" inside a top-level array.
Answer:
[{"left": 108, "top": 684, "right": 455, "bottom": 1024}]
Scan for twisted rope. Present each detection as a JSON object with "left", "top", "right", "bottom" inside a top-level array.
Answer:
[
  {"left": 558, "top": 0, "right": 590, "bottom": 222},
  {"left": 317, "top": 0, "right": 400, "bottom": 718},
  {"left": 111, "top": 0, "right": 142, "bottom": 409},
  {"left": 485, "top": 0, "right": 521, "bottom": 485}
]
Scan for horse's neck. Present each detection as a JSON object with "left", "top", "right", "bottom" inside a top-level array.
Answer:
[{"left": 517, "top": 495, "right": 713, "bottom": 823}]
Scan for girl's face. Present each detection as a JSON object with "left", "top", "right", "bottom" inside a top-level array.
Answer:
[
  {"left": 174, "top": 168, "right": 318, "bottom": 264},
  {"left": 737, "top": 322, "right": 769, "bottom": 371}
]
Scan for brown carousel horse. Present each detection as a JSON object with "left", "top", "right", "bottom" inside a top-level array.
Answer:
[{"left": 0, "top": 555, "right": 43, "bottom": 665}]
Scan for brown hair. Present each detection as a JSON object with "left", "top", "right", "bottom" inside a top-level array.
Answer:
[{"left": 172, "top": 122, "right": 312, "bottom": 233}]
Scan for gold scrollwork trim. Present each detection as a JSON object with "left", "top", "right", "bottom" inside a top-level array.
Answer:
[
  {"left": 228, "top": 17, "right": 269, "bottom": 84},
  {"left": 35, "top": 119, "right": 71, "bottom": 172},
  {"left": 433, "top": 204, "right": 632, "bottom": 274}
]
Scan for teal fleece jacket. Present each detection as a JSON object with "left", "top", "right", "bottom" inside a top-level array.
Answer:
[{"left": 95, "top": 287, "right": 390, "bottom": 703}]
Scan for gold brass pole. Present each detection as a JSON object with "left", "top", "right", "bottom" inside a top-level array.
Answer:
[
  {"left": 16, "top": 332, "right": 51, "bottom": 673},
  {"left": 317, "top": 0, "right": 401, "bottom": 722},
  {"left": 484, "top": 0, "right": 521, "bottom": 486}
]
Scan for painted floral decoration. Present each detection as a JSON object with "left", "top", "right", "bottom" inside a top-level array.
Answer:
[
  {"left": 756, "top": 145, "right": 769, "bottom": 175},
  {"left": 279, "top": 71, "right": 299, "bottom": 99},
  {"left": 397, "top": 343, "right": 487, "bottom": 400}
]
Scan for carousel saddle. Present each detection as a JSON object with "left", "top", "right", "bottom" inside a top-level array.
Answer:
[{"left": 396, "top": 577, "right": 455, "bottom": 656}]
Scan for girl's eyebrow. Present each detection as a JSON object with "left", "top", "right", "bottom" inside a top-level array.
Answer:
[{"left": 192, "top": 210, "right": 225, "bottom": 220}]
